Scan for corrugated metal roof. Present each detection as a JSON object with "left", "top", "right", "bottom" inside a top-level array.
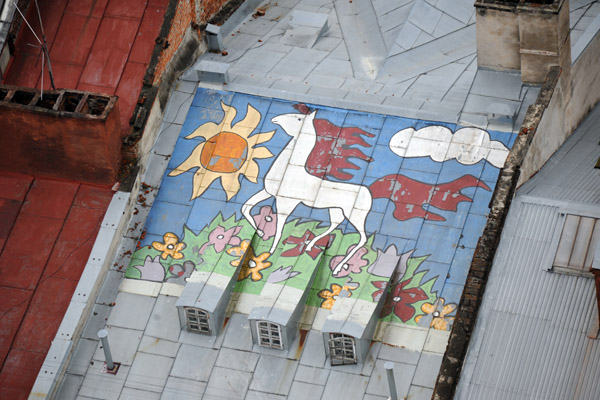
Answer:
[
  {"left": 457, "top": 104, "right": 600, "bottom": 400},
  {"left": 522, "top": 105, "right": 600, "bottom": 203}
]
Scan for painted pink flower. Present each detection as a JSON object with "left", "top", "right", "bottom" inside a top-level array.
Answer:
[
  {"left": 329, "top": 245, "right": 369, "bottom": 277},
  {"left": 199, "top": 225, "right": 242, "bottom": 254},
  {"left": 252, "top": 206, "right": 277, "bottom": 240}
]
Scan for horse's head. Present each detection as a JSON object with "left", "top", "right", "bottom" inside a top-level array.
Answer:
[{"left": 271, "top": 110, "right": 316, "bottom": 138}]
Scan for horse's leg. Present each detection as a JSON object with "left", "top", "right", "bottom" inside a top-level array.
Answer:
[
  {"left": 332, "top": 207, "right": 369, "bottom": 276},
  {"left": 241, "top": 189, "right": 271, "bottom": 236},
  {"left": 268, "top": 197, "right": 298, "bottom": 254},
  {"left": 306, "top": 207, "right": 344, "bottom": 251}
]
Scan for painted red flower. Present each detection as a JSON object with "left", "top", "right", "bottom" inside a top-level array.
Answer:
[
  {"left": 380, "top": 278, "right": 428, "bottom": 322},
  {"left": 371, "top": 281, "right": 388, "bottom": 302},
  {"left": 281, "top": 230, "right": 332, "bottom": 259}
]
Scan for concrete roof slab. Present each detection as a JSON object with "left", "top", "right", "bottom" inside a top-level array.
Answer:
[
  {"left": 170, "top": 344, "right": 218, "bottom": 381},
  {"left": 125, "top": 352, "right": 173, "bottom": 392},
  {"left": 92, "top": 326, "right": 142, "bottom": 366},
  {"left": 106, "top": 292, "right": 155, "bottom": 331},
  {"left": 204, "top": 366, "right": 252, "bottom": 399},
  {"left": 322, "top": 370, "right": 370, "bottom": 399},
  {"left": 249, "top": 355, "right": 299, "bottom": 395},
  {"left": 215, "top": 347, "right": 260, "bottom": 372},
  {"left": 161, "top": 376, "right": 207, "bottom": 400}
]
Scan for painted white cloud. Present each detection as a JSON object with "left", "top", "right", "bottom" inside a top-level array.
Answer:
[{"left": 389, "top": 126, "right": 510, "bottom": 168}]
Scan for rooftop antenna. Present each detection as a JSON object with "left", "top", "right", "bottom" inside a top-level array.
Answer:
[
  {"left": 33, "top": 0, "right": 55, "bottom": 90},
  {"left": 13, "top": 0, "right": 56, "bottom": 96}
]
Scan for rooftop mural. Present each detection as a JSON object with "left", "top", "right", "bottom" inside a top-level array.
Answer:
[{"left": 125, "top": 88, "right": 516, "bottom": 330}]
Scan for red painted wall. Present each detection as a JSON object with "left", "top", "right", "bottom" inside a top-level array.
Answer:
[{"left": 0, "top": 88, "right": 121, "bottom": 186}]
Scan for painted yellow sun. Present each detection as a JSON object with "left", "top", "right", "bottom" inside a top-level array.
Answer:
[{"left": 169, "top": 101, "right": 274, "bottom": 200}]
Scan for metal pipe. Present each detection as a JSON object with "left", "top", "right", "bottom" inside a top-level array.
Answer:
[
  {"left": 33, "top": 0, "right": 56, "bottom": 90},
  {"left": 384, "top": 361, "right": 398, "bottom": 400},
  {"left": 97, "top": 329, "right": 114, "bottom": 370}
]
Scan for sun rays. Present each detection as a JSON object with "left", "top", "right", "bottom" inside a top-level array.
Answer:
[{"left": 169, "top": 101, "right": 274, "bottom": 200}]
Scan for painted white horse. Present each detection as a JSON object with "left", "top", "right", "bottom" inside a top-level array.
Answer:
[{"left": 242, "top": 110, "right": 372, "bottom": 276}]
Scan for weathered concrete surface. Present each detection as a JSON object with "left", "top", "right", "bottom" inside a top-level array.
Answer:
[
  {"left": 475, "top": 0, "right": 571, "bottom": 83},
  {"left": 519, "top": 24, "right": 600, "bottom": 185},
  {"left": 518, "top": 0, "right": 571, "bottom": 82},
  {"left": 475, "top": 2, "right": 521, "bottom": 70}
]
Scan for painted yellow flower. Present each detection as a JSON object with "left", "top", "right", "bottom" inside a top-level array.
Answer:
[
  {"left": 227, "top": 240, "right": 250, "bottom": 267},
  {"left": 415, "top": 298, "right": 457, "bottom": 330},
  {"left": 318, "top": 284, "right": 343, "bottom": 309},
  {"left": 169, "top": 101, "right": 274, "bottom": 200},
  {"left": 238, "top": 247, "right": 272, "bottom": 281},
  {"left": 318, "top": 282, "right": 358, "bottom": 309},
  {"left": 152, "top": 233, "right": 185, "bottom": 260}
]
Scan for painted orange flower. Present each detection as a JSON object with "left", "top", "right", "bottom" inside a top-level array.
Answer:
[
  {"left": 317, "top": 281, "right": 359, "bottom": 309},
  {"left": 415, "top": 298, "right": 457, "bottom": 330},
  {"left": 227, "top": 240, "right": 250, "bottom": 267},
  {"left": 227, "top": 240, "right": 272, "bottom": 281},
  {"left": 152, "top": 233, "right": 185, "bottom": 260},
  {"left": 238, "top": 247, "right": 272, "bottom": 281}
]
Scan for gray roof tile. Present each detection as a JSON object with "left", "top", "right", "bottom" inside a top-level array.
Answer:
[
  {"left": 138, "top": 335, "right": 180, "bottom": 358},
  {"left": 395, "top": 22, "right": 421, "bottom": 50},
  {"left": 299, "top": 330, "right": 326, "bottom": 368},
  {"left": 413, "top": 30, "right": 435, "bottom": 47},
  {"left": 407, "top": 384, "right": 435, "bottom": 400},
  {"left": 374, "top": 0, "right": 412, "bottom": 16},
  {"left": 470, "top": 70, "right": 523, "bottom": 101},
  {"left": 92, "top": 327, "right": 142, "bottom": 366},
  {"left": 120, "top": 387, "right": 161, "bottom": 400},
  {"left": 377, "top": 344, "right": 421, "bottom": 365},
  {"left": 313, "top": 58, "right": 354, "bottom": 77},
  {"left": 79, "top": 363, "right": 130, "bottom": 400},
  {"left": 249, "top": 355, "right": 298, "bottom": 395},
  {"left": 238, "top": 18, "right": 279, "bottom": 36},
  {"left": 106, "top": 292, "right": 155, "bottom": 331},
  {"left": 268, "top": 58, "right": 319, "bottom": 82},
  {"left": 81, "top": 304, "right": 112, "bottom": 340},
  {"left": 215, "top": 348, "right": 260, "bottom": 372},
  {"left": 433, "top": 13, "right": 466, "bottom": 38},
  {"left": 411, "top": 351, "right": 443, "bottom": 388},
  {"left": 313, "top": 36, "right": 343, "bottom": 52},
  {"left": 329, "top": 41, "right": 350, "bottom": 61},
  {"left": 145, "top": 295, "right": 181, "bottom": 342},
  {"left": 95, "top": 270, "right": 124, "bottom": 305},
  {"left": 409, "top": 0, "right": 443, "bottom": 35},
  {"left": 245, "top": 390, "right": 287, "bottom": 400},
  {"left": 322, "top": 370, "right": 369, "bottom": 399},
  {"left": 222, "top": 313, "right": 254, "bottom": 351},
  {"left": 288, "top": 381, "right": 324, "bottom": 400},
  {"left": 171, "top": 344, "right": 218, "bottom": 381},
  {"left": 303, "top": 73, "right": 346, "bottom": 89},
  {"left": 161, "top": 376, "right": 207, "bottom": 400},
  {"left": 270, "top": 80, "right": 311, "bottom": 94},
  {"left": 55, "top": 373, "right": 83, "bottom": 400},
  {"left": 366, "top": 360, "right": 416, "bottom": 398},
  {"left": 125, "top": 353, "right": 173, "bottom": 393},
  {"left": 294, "top": 364, "right": 330, "bottom": 385},
  {"left": 67, "top": 339, "right": 96, "bottom": 376},
  {"left": 435, "top": 0, "right": 474, "bottom": 24},
  {"left": 163, "top": 90, "right": 194, "bottom": 125},
  {"left": 204, "top": 366, "right": 252, "bottom": 400}
]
